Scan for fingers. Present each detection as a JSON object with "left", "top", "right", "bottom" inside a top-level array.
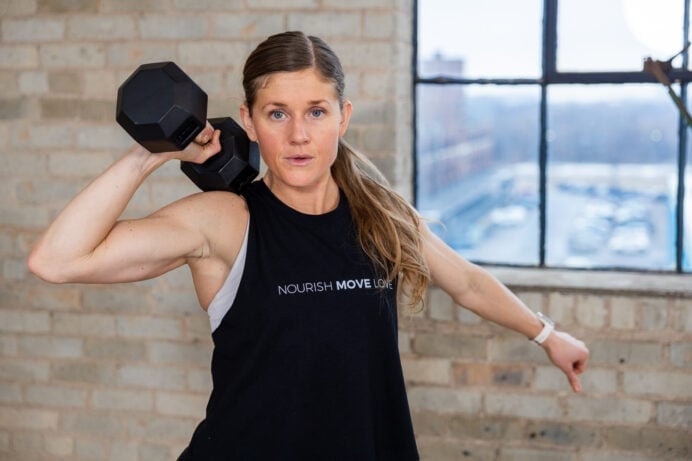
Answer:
[
  {"left": 545, "top": 331, "right": 589, "bottom": 394},
  {"left": 567, "top": 370, "right": 582, "bottom": 393},
  {"left": 194, "top": 121, "right": 215, "bottom": 145},
  {"left": 193, "top": 127, "right": 221, "bottom": 162}
]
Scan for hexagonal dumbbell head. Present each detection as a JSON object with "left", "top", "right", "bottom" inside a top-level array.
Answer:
[
  {"left": 116, "top": 61, "right": 208, "bottom": 153},
  {"left": 181, "top": 117, "right": 260, "bottom": 193}
]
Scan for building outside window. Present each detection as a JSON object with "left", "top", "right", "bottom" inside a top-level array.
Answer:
[{"left": 415, "top": 0, "right": 692, "bottom": 272}]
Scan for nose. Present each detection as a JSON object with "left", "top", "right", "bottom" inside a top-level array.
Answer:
[{"left": 289, "top": 118, "right": 309, "bottom": 144}]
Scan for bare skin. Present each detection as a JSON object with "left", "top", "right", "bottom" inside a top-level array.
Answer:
[{"left": 28, "top": 67, "right": 588, "bottom": 392}]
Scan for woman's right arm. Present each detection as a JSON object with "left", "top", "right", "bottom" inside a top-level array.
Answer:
[{"left": 28, "top": 127, "right": 222, "bottom": 284}]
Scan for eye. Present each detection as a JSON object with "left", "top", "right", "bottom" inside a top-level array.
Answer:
[
  {"left": 269, "top": 110, "right": 285, "bottom": 120},
  {"left": 310, "top": 108, "right": 325, "bottom": 118}
]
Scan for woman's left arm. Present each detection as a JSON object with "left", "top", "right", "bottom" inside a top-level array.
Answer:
[{"left": 422, "top": 223, "right": 589, "bottom": 393}]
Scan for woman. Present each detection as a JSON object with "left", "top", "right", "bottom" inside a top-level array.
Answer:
[{"left": 29, "top": 31, "right": 588, "bottom": 460}]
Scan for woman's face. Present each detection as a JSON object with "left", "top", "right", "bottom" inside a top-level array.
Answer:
[{"left": 240, "top": 68, "right": 352, "bottom": 194}]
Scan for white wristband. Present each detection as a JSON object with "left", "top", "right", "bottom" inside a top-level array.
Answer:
[
  {"left": 532, "top": 322, "right": 554, "bottom": 344},
  {"left": 532, "top": 312, "right": 555, "bottom": 345}
]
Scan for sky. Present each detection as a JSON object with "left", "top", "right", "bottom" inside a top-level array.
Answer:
[{"left": 418, "top": 0, "right": 686, "bottom": 77}]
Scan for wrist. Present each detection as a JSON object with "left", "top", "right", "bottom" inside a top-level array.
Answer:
[
  {"left": 531, "top": 312, "right": 555, "bottom": 345},
  {"left": 124, "top": 143, "right": 168, "bottom": 176}
]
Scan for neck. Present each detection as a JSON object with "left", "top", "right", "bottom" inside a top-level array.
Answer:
[{"left": 263, "top": 174, "right": 340, "bottom": 215}]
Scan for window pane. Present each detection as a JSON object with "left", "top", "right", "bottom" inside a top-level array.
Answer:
[
  {"left": 418, "top": 0, "right": 542, "bottom": 78},
  {"left": 685, "top": 130, "right": 692, "bottom": 272},
  {"left": 546, "top": 84, "right": 678, "bottom": 270},
  {"left": 558, "top": 0, "right": 685, "bottom": 72},
  {"left": 417, "top": 84, "right": 540, "bottom": 265}
]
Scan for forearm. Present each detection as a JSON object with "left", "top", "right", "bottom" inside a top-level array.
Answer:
[
  {"left": 28, "top": 145, "right": 166, "bottom": 282},
  {"left": 455, "top": 263, "right": 543, "bottom": 340}
]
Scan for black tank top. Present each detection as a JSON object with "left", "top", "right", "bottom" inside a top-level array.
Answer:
[{"left": 184, "top": 180, "right": 419, "bottom": 460}]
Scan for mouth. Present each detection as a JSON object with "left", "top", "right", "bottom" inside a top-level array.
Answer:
[{"left": 285, "top": 155, "right": 313, "bottom": 166}]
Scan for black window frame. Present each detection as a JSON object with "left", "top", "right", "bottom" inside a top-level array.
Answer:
[{"left": 413, "top": 0, "right": 692, "bottom": 273}]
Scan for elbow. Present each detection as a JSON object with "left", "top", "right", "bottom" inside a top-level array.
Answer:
[{"left": 27, "top": 249, "right": 70, "bottom": 284}]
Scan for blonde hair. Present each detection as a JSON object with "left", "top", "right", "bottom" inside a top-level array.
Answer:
[{"left": 243, "top": 31, "right": 430, "bottom": 310}]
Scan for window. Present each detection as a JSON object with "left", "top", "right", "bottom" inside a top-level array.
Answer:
[{"left": 415, "top": 0, "right": 692, "bottom": 272}]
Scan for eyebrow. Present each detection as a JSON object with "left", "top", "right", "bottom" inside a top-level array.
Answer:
[{"left": 261, "top": 99, "right": 330, "bottom": 110}]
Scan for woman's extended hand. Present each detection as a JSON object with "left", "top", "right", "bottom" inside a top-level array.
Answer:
[{"left": 542, "top": 331, "right": 590, "bottom": 393}]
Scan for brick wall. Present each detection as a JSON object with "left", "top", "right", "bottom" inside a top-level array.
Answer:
[
  {"left": 0, "top": 1, "right": 690, "bottom": 460},
  {"left": 403, "top": 277, "right": 691, "bottom": 461}
]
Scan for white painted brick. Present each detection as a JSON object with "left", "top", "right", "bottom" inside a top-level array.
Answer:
[
  {"left": 106, "top": 42, "right": 174, "bottom": 68},
  {"left": 3, "top": 258, "right": 27, "bottom": 282},
  {"left": 398, "top": 330, "right": 411, "bottom": 354},
  {"left": 18, "top": 336, "right": 82, "bottom": 358},
  {"left": 0, "top": 407, "right": 59, "bottom": 430},
  {"left": 402, "top": 358, "right": 451, "bottom": 385},
  {"left": 671, "top": 298, "right": 691, "bottom": 332},
  {"left": 249, "top": 0, "right": 317, "bottom": 8},
  {"left": 44, "top": 434, "right": 74, "bottom": 457},
  {"left": 0, "top": 383, "right": 22, "bottom": 403},
  {"left": 82, "top": 70, "right": 118, "bottom": 98},
  {"left": 76, "top": 125, "right": 131, "bottom": 150},
  {"left": 287, "top": 13, "right": 361, "bottom": 38},
  {"left": 670, "top": 342, "right": 692, "bottom": 368},
  {"left": 67, "top": 15, "right": 136, "bottom": 40},
  {"left": 323, "top": 0, "right": 393, "bottom": 7},
  {"left": 407, "top": 386, "right": 482, "bottom": 414},
  {"left": 155, "top": 391, "right": 206, "bottom": 418},
  {"left": 178, "top": 41, "right": 250, "bottom": 67},
  {"left": 174, "top": 0, "right": 244, "bottom": 9},
  {"left": 11, "top": 123, "right": 74, "bottom": 149},
  {"left": 186, "top": 369, "right": 213, "bottom": 393},
  {"left": 610, "top": 296, "right": 637, "bottom": 329},
  {"left": 0, "top": 335, "right": 17, "bottom": 356},
  {"left": 118, "top": 366, "right": 186, "bottom": 390},
  {"left": 108, "top": 440, "right": 138, "bottom": 461},
  {"left": 17, "top": 71, "right": 49, "bottom": 94},
  {"left": 92, "top": 389, "right": 153, "bottom": 411},
  {"left": 623, "top": 371, "right": 692, "bottom": 398},
  {"left": 364, "top": 12, "right": 396, "bottom": 39},
  {"left": 566, "top": 396, "right": 653, "bottom": 423},
  {"left": 546, "top": 292, "right": 576, "bottom": 325},
  {"left": 575, "top": 294, "right": 607, "bottom": 328},
  {"left": 0, "top": 358, "right": 51, "bottom": 382},
  {"left": 75, "top": 437, "right": 108, "bottom": 460},
  {"left": 427, "top": 287, "right": 455, "bottom": 321},
  {"left": 53, "top": 313, "right": 116, "bottom": 337},
  {"left": 0, "top": 310, "right": 50, "bottom": 333},
  {"left": 2, "top": 18, "right": 64, "bottom": 42},
  {"left": 640, "top": 297, "right": 668, "bottom": 330},
  {"left": 657, "top": 402, "right": 692, "bottom": 427},
  {"left": 148, "top": 341, "right": 212, "bottom": 366},
  {"left": 1, "top": 0, "right": 38, "bottom": 15},
  {"left": 485, "top": 393, "right": 562, "bottom": 420},
  {"left": 116, "top": 316, "right": 182, "bottom": 339},
  {"left": 139, "top": 15, "right": 208, "bottom": 39},
  {"left": 0, "top": 45, "right": 40, "bottom": 69},
  {"left": 40, "top": 43, "right": 106, "bottom": 68},
  {"left": 25, "top": 384, "right": 87, "bottom": 407},
  {"left": 210, "top": 13, "right": 283, "bottom": 39}
]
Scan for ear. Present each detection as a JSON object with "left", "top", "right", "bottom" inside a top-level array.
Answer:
[
  {"left": 339, "top": 100, "right": 353, "bottom": 138},
  {"left": 240, "top": 104, "right": 258, "bottom": 142}
]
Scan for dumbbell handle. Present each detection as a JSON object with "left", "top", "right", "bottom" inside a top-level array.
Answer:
[{"left": 180, "top": 117, "right": 260, "bottom": 193}]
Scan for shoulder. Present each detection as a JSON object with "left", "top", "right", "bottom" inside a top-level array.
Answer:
[
  {"left": 156, "top": 190, "right": 248, "bottom": 223},
  {"left": 155, "top": 190, "right": 249, "bottom": 258}
]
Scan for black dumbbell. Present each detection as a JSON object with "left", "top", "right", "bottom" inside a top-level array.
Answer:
[{"left": 115, "top": 61, "right": 259, "bottom": 193}]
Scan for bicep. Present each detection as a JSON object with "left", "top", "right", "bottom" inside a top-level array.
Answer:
[
  {"left": 100, "top": 214, "right": 204, "bottom": 281},
  {"left": 422, "top": 223, "right": 479, "bottom": 305},
  {"left": 67, "top": 210, "right": 207, "bottom": 284}
]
